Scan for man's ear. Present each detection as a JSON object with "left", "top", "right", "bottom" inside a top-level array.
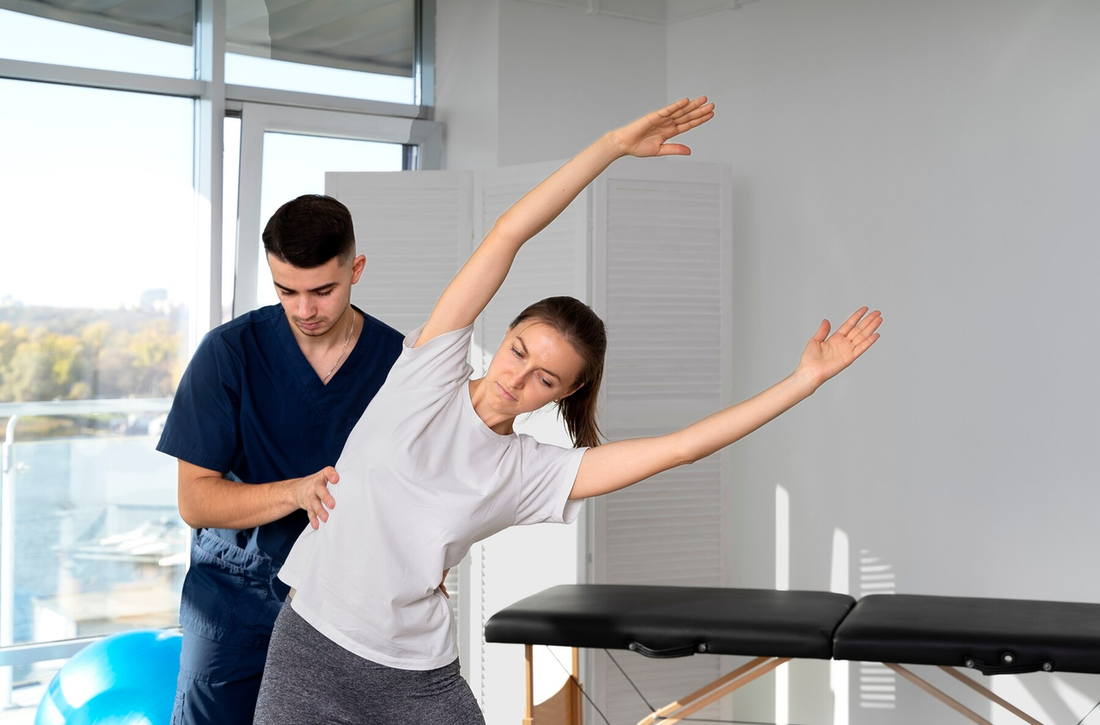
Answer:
[{"left": 350, "top": 254, "right": 367, "bottom": 284}]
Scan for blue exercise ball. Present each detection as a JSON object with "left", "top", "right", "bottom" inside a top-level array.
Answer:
[{"left": 34, "top": 629, "right": 182, "bottom": 725}]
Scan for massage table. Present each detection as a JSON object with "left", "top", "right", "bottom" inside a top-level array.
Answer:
[{"left": 485, "top": 585, "right": 1100, "bottom": 725}]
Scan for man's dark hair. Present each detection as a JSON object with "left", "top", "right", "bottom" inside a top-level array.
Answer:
[{"left": 262, "top": 194, "right": 356, "bottom": 268}]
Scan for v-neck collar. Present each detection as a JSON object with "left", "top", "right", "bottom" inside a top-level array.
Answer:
[{"left": 275, "top": 305, "right": 369, "bottom": 403}]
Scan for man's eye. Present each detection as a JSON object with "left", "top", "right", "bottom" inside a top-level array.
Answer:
[
  {"left": 511, "top": 347, "right": 523, "bottom": 358},
  {"left": 317, "top": 290, "right": 334, "bottom": 297}
]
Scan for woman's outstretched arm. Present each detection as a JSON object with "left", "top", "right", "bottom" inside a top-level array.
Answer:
[
  {"left": 414, "top": 96, "right": 715, "bottom": 347},
  {"left": 568, "top": 307, "right": 883, "bottom": 499}
]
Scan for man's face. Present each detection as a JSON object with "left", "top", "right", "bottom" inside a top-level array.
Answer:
[{"left": 267, "top": 253, "right": 366, "bottom": 339}]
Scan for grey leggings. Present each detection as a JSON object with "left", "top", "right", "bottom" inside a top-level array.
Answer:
[{"left": 254, "top": 601, "right": 485, "bottom": 725}]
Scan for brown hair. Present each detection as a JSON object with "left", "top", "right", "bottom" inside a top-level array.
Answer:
[
  {"left": 263, "top": 194, "right": 355, "bottom": 268},
  {"left": 509, "top": 296, "right": 606, "bottom": 449}
]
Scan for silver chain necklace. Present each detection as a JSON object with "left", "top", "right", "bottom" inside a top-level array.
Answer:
[{"left": 321, "top": 313, "right": 354, "bottom": 383}]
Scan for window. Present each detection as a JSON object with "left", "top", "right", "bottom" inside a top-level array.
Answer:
[
  {"left": 0, "top": 1, "right": 436, "bottom": 717},
  {"left": 224, "top": 0, "right": 420, "bottom": 104},
  {"left": 0, "top": 7, "right": 194, "bottom": 78},
  {"left": 0, "top": 76, "right": 195, "bottom": 714}
]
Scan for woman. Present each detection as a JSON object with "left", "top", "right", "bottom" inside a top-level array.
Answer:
[{"left": 253, "top": 96, "right": 882, "bottom": 723}]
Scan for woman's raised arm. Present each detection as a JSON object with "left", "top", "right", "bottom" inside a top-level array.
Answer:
[
  {"left": 414, "top": 96, "right": 715, "bottom": 347},
  {"left": 569, "top": 307, "right": 883, "bottom": 499}
]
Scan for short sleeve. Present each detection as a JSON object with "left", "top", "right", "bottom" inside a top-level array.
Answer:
[
  {"left": 514, "top": 438, "right": 587, "bottom": 526},
  {"left": 156, "top": 333, "right": 242, "bottom": 473},
  {"left": 382, "top": 324, "right": 475, "bottom": 393}
]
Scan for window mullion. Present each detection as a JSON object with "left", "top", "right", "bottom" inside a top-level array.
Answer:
[{"left": 194, "top": 0, "right": 226, "bottom": 345}]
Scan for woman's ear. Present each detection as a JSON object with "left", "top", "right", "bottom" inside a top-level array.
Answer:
[{"left": 557, "top": 383, "right": 584, "bottom": 403}]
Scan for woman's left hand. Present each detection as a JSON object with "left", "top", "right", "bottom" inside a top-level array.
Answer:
[
  {"left": 612, "top": 95, "right": 715, "bottom": 158},
  {"left": 796, "top": 306, "right": 883, "bottom": 388}
]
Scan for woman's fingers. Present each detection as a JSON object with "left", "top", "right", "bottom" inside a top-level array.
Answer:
[
  {"left": 656, "top": 143, "right": 692, "bottom": 157},
  {"left": 833, "top": 306, "right": 870, "bottom": 337}
]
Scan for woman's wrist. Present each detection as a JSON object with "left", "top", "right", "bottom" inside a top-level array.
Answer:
[
  {"left": 789, "top": 366, "right": 822, "bottom": 397},
  {"left": 602, "top": 129, "right": 631, "bottom": 159}
]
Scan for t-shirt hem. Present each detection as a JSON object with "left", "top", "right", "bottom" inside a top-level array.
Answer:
[{"left": 289, "top": 597, "right": 459, "bottom": 671}]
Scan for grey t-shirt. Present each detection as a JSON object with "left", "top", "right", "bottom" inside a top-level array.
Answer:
[{"left": 279, "top": 324, "right": 585, "bottom": 669}]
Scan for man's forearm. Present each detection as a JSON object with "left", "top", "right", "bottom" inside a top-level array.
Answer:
[{"left": 178, "top": 462, "right": 299, "bottom": 530}]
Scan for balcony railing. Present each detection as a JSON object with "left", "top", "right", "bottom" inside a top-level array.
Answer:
[{"left": 0, "top": 398, "right": 183, "bottom": 714}]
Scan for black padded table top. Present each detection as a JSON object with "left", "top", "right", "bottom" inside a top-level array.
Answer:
[
  {"left": 833, "top": 594, "right": 1100, "bottom": 675},
  {"left": 485, "top": 584, "right": 856, "bottom": 660}
]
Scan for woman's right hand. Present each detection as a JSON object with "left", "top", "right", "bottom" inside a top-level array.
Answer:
[
  {"left": 292, "top": 466, "right": 339, "bottom": 529},
  {"left": 612, "top": 95, "right": 715, "bottom": 159}
]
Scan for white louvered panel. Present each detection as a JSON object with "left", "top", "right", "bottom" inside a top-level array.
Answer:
[
  {"left": 475, "top": 162, "right": 588, "bottom": 374},
  {"left": 591, "top": 161, "right": 733, "bottom": 724},
  {"left": 593, "top": 451, "right": 725, "bottom": 725},
  {"left": 602, "top": 450, "right": 723, "bottom": 585},
  {"left": 600, "top": 652, "right": 725, "bottom": 725},
  {"left": 605, "top": 178, "right": 724, "bottom": 405},
  {"left": 327, "top": 171, "right": 471, "bottom": 335}
]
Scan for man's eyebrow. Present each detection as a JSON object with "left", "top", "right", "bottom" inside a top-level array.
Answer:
[
  {"left": 273, "top": 281, "right": 338, "bottom": 294},
  {"left": 514, "top": 336, "right": 561, "bottom": 380}
]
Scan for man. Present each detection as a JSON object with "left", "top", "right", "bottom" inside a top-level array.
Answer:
[{"left": 157, "top": 194, "right": 404, "bottom": 724}]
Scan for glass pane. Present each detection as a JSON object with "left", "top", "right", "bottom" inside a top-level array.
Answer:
[
  {"left": 0, "top": 660, "right": 63, "bottom": 720},
  {"left": 224, "top": 116, "right": 243, "bottom": 324},
  {"left": 225, "top": 0, "right": 417, "bottom": 104},
  {"left": 255, "top": 133, "right": 404, "bottom": 306},
  {"left": 226, "top": 53, "right": 415, "bottom": 104},
  {"left": 0, "top": 7, "right": 194, "bottom": 79},
  {"left": 0, "top": 80, "right": 193, "bottom": 664}
]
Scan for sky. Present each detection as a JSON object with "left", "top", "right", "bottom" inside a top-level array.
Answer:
[{"left": 0, "top": 10, "right": 410, "bottom": 312}]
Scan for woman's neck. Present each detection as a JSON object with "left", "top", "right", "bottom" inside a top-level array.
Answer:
[{"left": 468, "top": 378, "right": 516, "bottom": 436}]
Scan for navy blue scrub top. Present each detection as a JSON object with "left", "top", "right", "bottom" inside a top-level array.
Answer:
[{"left": 158, "top": 304, "right": 403, "bottom": 645}]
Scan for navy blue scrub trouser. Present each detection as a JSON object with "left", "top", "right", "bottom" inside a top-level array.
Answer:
[{"left": 171, "top": 630, "right": 269, "bottom": 725}]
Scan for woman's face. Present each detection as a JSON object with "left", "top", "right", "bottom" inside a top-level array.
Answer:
[{"left": 484, "top": 321, "right": 584, "bottom": 416}]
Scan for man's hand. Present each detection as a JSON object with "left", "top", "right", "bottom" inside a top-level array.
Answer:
[
  {"left": 439, "top": 569, "right": 450, "bottom": 599},
  {"left": 293, "top": 466, "right": 340, "bottom": 530}
]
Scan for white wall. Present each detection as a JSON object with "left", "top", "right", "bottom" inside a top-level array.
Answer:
[
  {"left": 435, "top": 0, "right": 501, "bottom": 170},
  {"left": 436, "top": 0, "right": 668, "bottom": 168},
  {"left": 436, "top": 1, "right": 1100, "bottom": 723},
  {"left": 667, "top": 1, "right": 1100, "bottom": 723}
]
